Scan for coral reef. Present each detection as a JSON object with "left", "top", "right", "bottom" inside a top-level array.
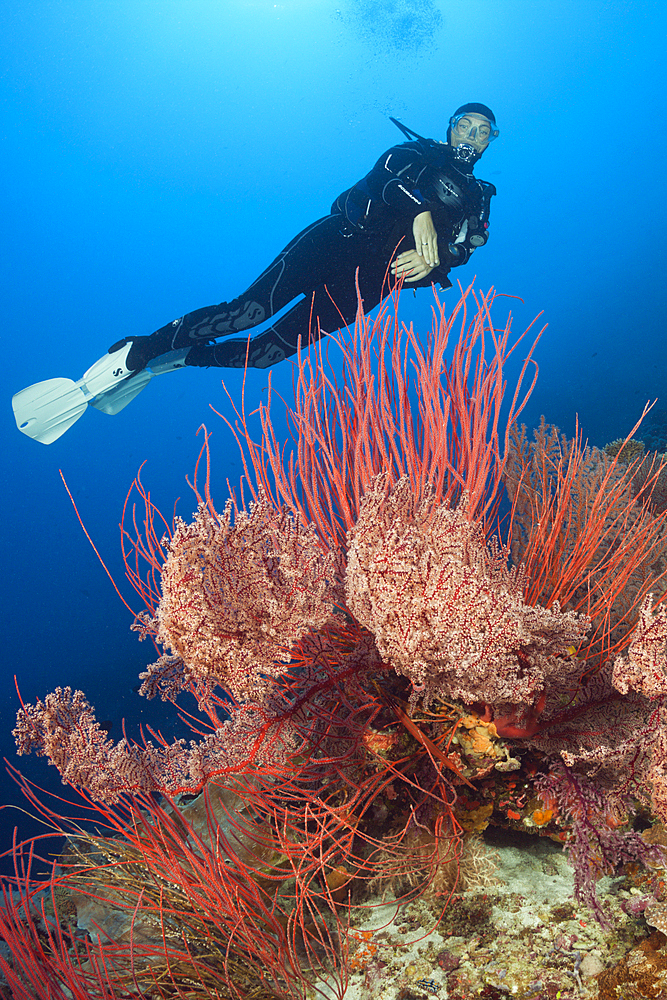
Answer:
[{"left": 6, "top": 284, "right": 667, "bottom": 997}]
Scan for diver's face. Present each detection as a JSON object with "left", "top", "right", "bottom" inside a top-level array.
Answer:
[{"left": 450, "top": 113, "right": 493, "bottom": 154}]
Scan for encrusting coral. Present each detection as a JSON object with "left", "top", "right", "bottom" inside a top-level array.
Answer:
[{"left": 6, "top": 283, "right": 667, "bottom": 998}]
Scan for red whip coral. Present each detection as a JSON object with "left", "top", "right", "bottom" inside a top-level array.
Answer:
[
  {"left": 504, "top": 417, "right": 667, "bottom": 664},
  {"left": 221, "top": 281, "right": 542, "bottom": 546}
]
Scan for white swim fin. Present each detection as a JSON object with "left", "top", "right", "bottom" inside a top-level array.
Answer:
[
  {"left": 12, "top": 344, "right": 190, "bottom": 444},
  {"left": 88, "top": 348, "right": 189, "bottom": 414}
]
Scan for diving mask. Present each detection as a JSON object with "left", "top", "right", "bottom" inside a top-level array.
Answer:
[{"left": 449, "top": 113, "right": 499, "bottom": 147}]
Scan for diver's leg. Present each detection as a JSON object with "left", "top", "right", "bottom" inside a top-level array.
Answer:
[
  {"left": 116, "top": 215, "right": 345, "bottom": 371},
  {"left": 184, "top": 296, "right": 323, "bottom": 369},
  {"left": 185, "top": 256, "right": 389, "bottom": 370}
]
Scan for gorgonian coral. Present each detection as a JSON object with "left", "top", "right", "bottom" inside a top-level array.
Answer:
[
  {"left": 147, "top": 496, "right": 336, "bottom": 701},
  {"left": 346, "top": 474, "right": 588, "bottom": 711}
]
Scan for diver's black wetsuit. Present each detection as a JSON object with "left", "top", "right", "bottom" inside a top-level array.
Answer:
[{"left": 123, "top": 138, "right": 496, "bottom": 372}]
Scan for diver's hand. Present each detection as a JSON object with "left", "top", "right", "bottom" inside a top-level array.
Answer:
[
  {"left": 391, "top": 249, "right": 436, "bottom": 282},
  {"left": 412, "top": 211, "right": 439, "bottom": 267}
]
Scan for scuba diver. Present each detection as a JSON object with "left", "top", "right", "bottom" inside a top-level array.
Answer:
[{"left": 13, "top": 103, "right": 499, "bottom": 444}]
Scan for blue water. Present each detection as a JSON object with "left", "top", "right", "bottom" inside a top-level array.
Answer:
[{"left": 1, "top": 0, "right": 666, "bottom": 866}]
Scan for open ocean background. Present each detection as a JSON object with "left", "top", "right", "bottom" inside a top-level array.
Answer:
[{"left": 1, "top": 0, "right": 666, "bottom": 870}]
